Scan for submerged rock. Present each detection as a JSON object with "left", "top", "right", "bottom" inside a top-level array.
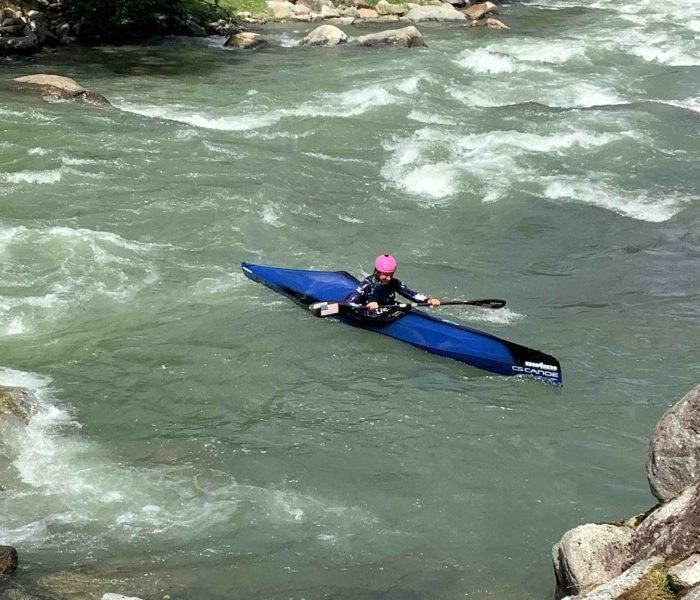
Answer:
[
  {"left": 0, "top": 545, "right": 18, "bottom": 575},
  {"left": 0, "top": 385, "right": 36, "bottom": 425},
  {"left": 13, "top": 75, "right": 111, "bottom": 106}
]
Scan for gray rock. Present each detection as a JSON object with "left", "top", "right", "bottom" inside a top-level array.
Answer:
[
  {"left": 685, "top": 583, "right": 700, "bottom": 600},
  {"left": 405, "top": 4, "right": 466, "bottom": 22},
  {"left": 647, "top": 383, "right": 700, "bottom": 503},
  {"left": 561, "top": 557, "right": 663, "bottom": 600},
  {"left": 355, "top": 25, "right": 426, "bottom": 47},
  {"left": 668, "top": 554, "right": 700, "bottom": 591},
  {"left": 552, "top": 523, "right": 633, "bottom": 598},
  {"left": 630, "top": 480, "right": 700, "bottom": 563},
  {"left": 300, "top": 24, "right": 348, "bottom": 46}
]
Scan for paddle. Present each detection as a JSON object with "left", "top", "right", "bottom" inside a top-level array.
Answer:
[{"left": 309, "top": 299, "right": 506, "bottom": 318}]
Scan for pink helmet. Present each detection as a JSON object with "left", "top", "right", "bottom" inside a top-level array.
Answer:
[{"left": 374, "top": 254, "right": 397, "bottom": 274}]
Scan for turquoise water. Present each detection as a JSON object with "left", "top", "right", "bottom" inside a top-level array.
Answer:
[{"left": 1, "top": 1, "right": 699, "bottom": 597}]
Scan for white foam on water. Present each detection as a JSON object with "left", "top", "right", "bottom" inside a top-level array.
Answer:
[
  {"left": 454, "top": 48, "right": 525, "bottom": 74},
  {"left": 27, "top": 147, "right": 49, "bottom": 156},
  {"left": 449, "top": 80, "right": 627, "bottom": 109},
  {"left": 662, "top": 97, "right": 700, "bottom": 114},
  {"left": 117, "top": 78, "right": 410, "bottom": 133},
  {"left": 465, "top": 307, "right": 524, "bottom": 326},
  {"left": 0, "top": 368, "right": 378, "bottom": 552},
  {"left": 406, "top": 110, "right": 455, "bottom": 125},
  {"left": 0, "top": 225, "right": 162, "bottom": 337},
  {"left": 190, "top": 272, "right": 249, "bottom": 297},
  {"left": 381, "top": 126, "right": 625, "bottom": 201},
  {"left": 116, "top": 102, "right": 283, "bottom": 131},
  {"left": 542, "top": 177, "right": 692, "bottom": 222},
  {"left": 260, "top": 204, "right": 284, "bottom": 227},
  {"left": 302, "top": 152, "right": 370, "bottom": 164},
  {"left": 338, "top": 215, "right": 365, "bottom": 224},
  {"left": 399, "top": 163, "right": 462, "bottom": 201},
  {"left": 3, "top": 169, "right": 62, "bottom": 184}
]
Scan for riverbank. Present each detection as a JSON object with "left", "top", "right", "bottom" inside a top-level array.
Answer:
[{"left": 0, "top": 0, "right": 507, "bottom": 57}]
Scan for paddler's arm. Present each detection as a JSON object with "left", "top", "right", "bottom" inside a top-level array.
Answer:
[
  {"left": 397, "top": 280, "right": 441, "bottom": 307},
  {"left": 347, "top": 278, "right": 377, "bottom": 309}
]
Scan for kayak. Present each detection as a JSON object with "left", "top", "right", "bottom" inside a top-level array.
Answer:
[{"left": 241, "top": 262, "right": 562, "bottom": 386}]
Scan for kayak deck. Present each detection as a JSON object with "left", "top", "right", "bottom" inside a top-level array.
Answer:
[{"left": 241, "top": 262, "right": 562, "bottom": 386}]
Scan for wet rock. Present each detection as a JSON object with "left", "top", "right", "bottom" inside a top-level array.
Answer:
[
  {"left": 647, "top": 383, "right": 700, "bottom": 502},
  {"left": 224, "top": 31, "right": 269, "bottom": 49},
  {"left": 300, "top": 24, "right": 348, "bottom": 46},
  {"left": 0, "top": 386, "right": 36, "bottom": 425},
  {"left": 102, "top": 594, "right": 144, "bottom": 600},
  {"left": 355, "top": 25, "right": 427, "bottom": 47},
  {"left": 483, "top": 17, "right": 509, "bottom": 29},
  {"left": 0, "top": 545, "right": 18, "bottom": 575},
  {"left": 464, "top": 1, "right": 498, "bottom": 20},
  {"left": 36, "top": 563, "right": 186, "bottom": 600},
  {"left": 12, "top": 75, "right": 111, "bottom": 106}
]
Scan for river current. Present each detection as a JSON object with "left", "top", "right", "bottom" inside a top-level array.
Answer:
[{"left": 1, "top": 0, "right": 699, "bottom": 598}]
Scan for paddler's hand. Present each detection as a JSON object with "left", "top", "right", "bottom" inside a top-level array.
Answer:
[
  {"left": 426, "top": 298, "right": 441, "bottom": 307},
  {"left": 367, "top": 301, "right": 380, "bottom": 311}
]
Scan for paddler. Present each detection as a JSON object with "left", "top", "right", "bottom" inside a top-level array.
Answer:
[{"left": 345, "top": 254, "right": 441, "bottom": 323}]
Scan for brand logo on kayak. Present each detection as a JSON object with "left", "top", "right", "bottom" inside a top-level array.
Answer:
[
  {"left": 524, "top": 361, "right": 558, "bottom": 372},
  {"left": 512, "top": 366, "right": 560, "bottom": 378}
]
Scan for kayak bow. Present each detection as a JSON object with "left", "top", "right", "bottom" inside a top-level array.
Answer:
[{"left": 241, "top": 262, "right": 562, "bottom": 386}]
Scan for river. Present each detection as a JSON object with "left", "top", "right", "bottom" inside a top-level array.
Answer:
[{"left": 1, "top": 0, "right": 699, "bottom": 597}]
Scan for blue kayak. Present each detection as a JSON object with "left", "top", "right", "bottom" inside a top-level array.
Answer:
[{"left": 241, "top": 262, "right": 562, "bottom": 386}]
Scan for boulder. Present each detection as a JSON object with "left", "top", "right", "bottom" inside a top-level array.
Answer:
[
  {"left": 0, "top": 386, "right": 36, "bottom": 425},
  {"left": 464, "top": 1, "right": 497, "bottom": 20},
  {"left": 0, "top": 545, "right": 17, "bottom": 575},
  {"left": 630, "top": 480, "right": 700, "bottom": 563},
  {"left": 647, "top": 383, "right": 700, "bottom": 503},
  {"left": 405, "top": 4, "right": 466, "bottom": 22},
  {"left": 224, "top": 32, "right": 268, "bottom": 49},
  {"left": 267, "top": 0, "right": 294, "bottom": 18},
  {"left": 297, "top": 0, "right": 335, "bottom": 11},
  {"left": 0, "top": 30, "right": 39, "bottom": 54},
  {"left": 358, "top": 8, "right": 379, "bottom": 18},
  {"left": 300, "top": 24, "right": 348, "bottom": 46},
  {"left": 13, "top": 75, "right": 110, "bottom": 106},
  {"left": 355, "top": 25, "right": 426, "bottom": 47},
  {"left": 668, "top": 554, "right": 700, "bottom": 592},
  {"left": 560, "top": 557, "right": 663, "bottom": 600},
  {"left": 552, "top": 523, "right": 633, "bottom": 598},
  {"left": 484, "top": 17, "right": 509, "bottom": 29},
  {"left": 686, "top": 584, "right": 700, "bottom": 600},
  {"left": 375, "top": 0, "right": 407, "bottom": 15}
]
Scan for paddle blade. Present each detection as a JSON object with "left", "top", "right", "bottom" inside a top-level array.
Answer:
[
  {"left": 309, "top": 301, "right": 341, "bottom": 318},
  {"left": 467, "top": 299, "right": 506, "bottom": 309}
]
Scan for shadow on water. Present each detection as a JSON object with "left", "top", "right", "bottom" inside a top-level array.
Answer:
[{"left": 2, "top": 37, "right": 248, "bottom": 78}]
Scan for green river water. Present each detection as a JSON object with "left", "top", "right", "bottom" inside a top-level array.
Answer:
[{"left": 1, "top": 1, "right": 699, "bottom": 598}]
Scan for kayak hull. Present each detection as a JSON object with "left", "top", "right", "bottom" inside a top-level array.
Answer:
[{"left": 241, "top": 262, "right": 562, "bottom": 386}]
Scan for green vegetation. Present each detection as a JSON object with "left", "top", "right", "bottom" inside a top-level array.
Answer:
[
  {"left": 618, "top": 566, "right": 677, "bottom": 600},
  {"left": 58, "top": 0, "right": 242, "bottom": 42}
]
